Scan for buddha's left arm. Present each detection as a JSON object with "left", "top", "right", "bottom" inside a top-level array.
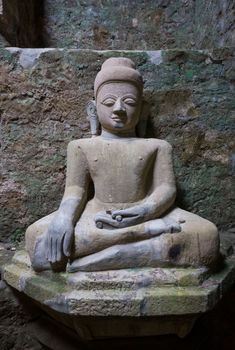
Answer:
[{"left": 144, "top": 140, "right": 176, "bottom": 219}]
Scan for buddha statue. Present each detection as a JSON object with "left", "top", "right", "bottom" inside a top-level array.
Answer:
[{"left": 25, "top": 57, "right": 220, "bottom": 273}]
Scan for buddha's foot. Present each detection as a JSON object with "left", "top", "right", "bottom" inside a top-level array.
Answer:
[{"left": 148, "top": 218, "right": 182, "bottom": 236}]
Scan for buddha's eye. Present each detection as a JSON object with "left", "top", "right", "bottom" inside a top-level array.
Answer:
[
  {"left": 101, "top": 98, "right": 116, "bottom": 107},
  {"left": 123, "top": 98, "right": 137, "bottom": 106}
]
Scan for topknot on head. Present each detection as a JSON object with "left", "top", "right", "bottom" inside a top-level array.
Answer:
[
  {"left": 101, "top": 57, "right": 136, "bottom": 70},
  {"left": 94, "top": 57, "right": 143, "bottom": 97}
]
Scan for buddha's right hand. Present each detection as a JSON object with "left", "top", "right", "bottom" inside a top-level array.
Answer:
[{"left": 46, "top": 215, "right": 74, "bottom": 264}]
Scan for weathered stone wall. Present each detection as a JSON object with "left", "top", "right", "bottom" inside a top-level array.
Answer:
[
  {"left": 44, "top": 0, "right": 235, "bottom": 49},
  {"left": 0, "top": 48, "right": 234, "bottom": 242},
  {"left": 1, "top": 0, "right": 234, "bottom": 50},
  {"left": 195, "top": 0, "right": 235, "bottom": 48}
]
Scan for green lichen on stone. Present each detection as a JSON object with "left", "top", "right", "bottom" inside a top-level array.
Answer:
[
  {"left": 23, "top": 275, "right": 68, "bottom": 303},
  {"left": 0, "top": 49, "right": 18, "bottom": 65},
  {"left": 11, "top": 228, "right": 25, "bottom": 244}
]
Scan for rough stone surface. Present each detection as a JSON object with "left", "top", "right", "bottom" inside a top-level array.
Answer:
[
  {"left": 194, "top": 0, "right": 235, "bottom": 49},
  {"left": 0, "top": 280, "right": 45, "bottom": 350},
  {"left": 0, "top": 48, "right": 234, "bottom": 243},
  {"left": 44, "top": 0, "right": 235, "bottom": 49},
  {"left": 0, "top": 244, "right": 45, "bottom": 349},
  {"left": 0, "top": 1, "right": 234, "bottom": 50}
]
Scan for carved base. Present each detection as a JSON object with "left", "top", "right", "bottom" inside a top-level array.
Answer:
[
  {"left": 29, "top": 308, "right": 198, "bottom": 343},
  {"left": 4, "top": 250, "right": 235, "bottom": 340}
]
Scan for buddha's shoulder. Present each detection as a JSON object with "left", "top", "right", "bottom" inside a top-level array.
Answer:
[
  {"left": 65, "top": 139, "right": 90, "bottom": 159},
  {"left": 67, "top": 138, "right": 95, "bottom": 149},
  {"left": 142, "top": 138, "right": 173, "bottom": 150},
  {"left": 67, "top": 137, "right": 172, "bottom": 151}
]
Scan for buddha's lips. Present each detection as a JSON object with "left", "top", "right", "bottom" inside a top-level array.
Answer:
[
  {"left": 111, "top": 115, "right": 126, "bottom": 122},
  {"left": 111, "top": 117, "right": 123, "bottom": 122}
]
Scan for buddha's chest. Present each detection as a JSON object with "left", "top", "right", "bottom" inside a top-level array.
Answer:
[{"left": 85, "top": 141, "right": 157, "bottom": 190}]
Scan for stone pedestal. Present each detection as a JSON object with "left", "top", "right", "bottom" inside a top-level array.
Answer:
[{"left": 4, "top": 250, "right": 235, "bottom": 341}]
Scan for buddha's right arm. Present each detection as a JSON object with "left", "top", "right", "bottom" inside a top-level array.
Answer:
[
  {"left": 57, "top": 140, "right": 90, "bottom": 225},
  {"left": 46, "top": 141, "right": 90, "bottom": 262}
]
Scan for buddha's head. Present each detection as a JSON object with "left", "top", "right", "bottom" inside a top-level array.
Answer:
[{"left": 94, "top": 57, "right": 144, "bottom": 135}]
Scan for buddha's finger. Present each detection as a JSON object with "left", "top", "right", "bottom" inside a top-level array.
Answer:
[
  {"left": 51, "top": 238, "right": 57, "bottom": 263},
  {"left": 47, "top": 236, "right": 53, "bottom": 262},
  {"left": 63, "top": 232, "right": 72, "bottom": 257},
  {"left": 94, "top": 214, "right": 119, "bottom": 227},
  {"left": 45, "top": 234, "right": 50, "bottom": 260},
  {"left": 51, "top": 238, "right": 59, "bottom": 263},
  {"left": 121, "top": 216, "right": 141, "bottom": 226},
  {"left": 45, "top": 231, "right": 52, "bottom": 260},
  {"left": 95, "top": 213, "right": 116, "bottom": 224},
  {"left": 56, "top": 237, "right": 62, "bottom": 262},
  {"left": 112, "top": 208, "right": 139, "bottom": 218}
]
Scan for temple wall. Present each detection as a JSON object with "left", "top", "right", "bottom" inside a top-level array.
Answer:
[
  {"left": 0, "top": 48, "right": 234, "bottom": 242},
  {"left": 43, "top": 0, "right": 235, "bottom": 49},
  {"left": 0, "top": 0, "right": 234, "bottom": 49}
]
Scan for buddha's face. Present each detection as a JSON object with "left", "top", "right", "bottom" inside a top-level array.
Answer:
[{"left": 96, "top": 82, "right": 142, "bottom": 134}]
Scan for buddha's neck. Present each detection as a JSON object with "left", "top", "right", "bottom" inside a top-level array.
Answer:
[{"left": 101, "top": 129, "right": 136, "bottom": 139}]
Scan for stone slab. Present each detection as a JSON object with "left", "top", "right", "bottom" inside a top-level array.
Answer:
[
  {"left": 4, "top": 250, "right": 235, "bottom": 338},
  {"left": 3, "top": 250, "right": 235, "bottom": 317}
]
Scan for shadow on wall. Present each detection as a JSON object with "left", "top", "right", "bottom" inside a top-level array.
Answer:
[{"left": 0, "top": 0, "right": 45, "bottom": 47}]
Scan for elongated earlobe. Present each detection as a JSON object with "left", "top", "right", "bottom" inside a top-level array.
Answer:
[
  {"left": 136, "top": 101, "right": 150, "bottom": 137},
  {"left": 86, "top": 100, "right": 100, "bottom": 137}
]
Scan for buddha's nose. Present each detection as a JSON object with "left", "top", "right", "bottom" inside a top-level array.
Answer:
[{"left": 113, "top": 98, "right": 126, "bottom": 114}]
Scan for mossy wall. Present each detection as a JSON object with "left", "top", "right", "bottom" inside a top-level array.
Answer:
[
  {"left": 0, "top": 48, "right": 234, "bottom": 242},
  {"left": 0, "top": 0, "right": 234, "bottom": 49},
  {"left": 44, "top": 0, "right": 235, "bottom": 49}
]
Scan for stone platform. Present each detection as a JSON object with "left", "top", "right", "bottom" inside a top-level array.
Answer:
[{"left": 4, "top": 250, "right": 235, "bottom": 340}]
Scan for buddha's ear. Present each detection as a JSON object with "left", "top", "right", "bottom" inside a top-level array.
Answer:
[
  {"left": 86, "top": 100, "right": 100, "bottom": 137},
  {"left": 136, "top": 100, "right": 150, "bottom": 138}
]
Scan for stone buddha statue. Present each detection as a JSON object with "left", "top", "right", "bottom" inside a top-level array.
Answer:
[{"left": 25, "top": 57, "right": 220, "bottom": 273}]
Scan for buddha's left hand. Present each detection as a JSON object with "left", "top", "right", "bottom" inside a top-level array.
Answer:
[{"left": 94, "top": 205, "right": 148, "bottom": 229}]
